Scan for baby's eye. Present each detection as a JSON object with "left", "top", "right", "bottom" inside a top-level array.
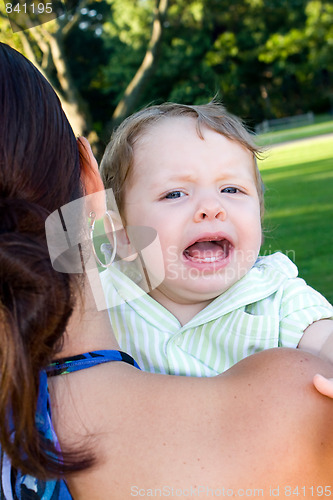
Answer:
[
  {"left": 221, "top": 187, "right": 239, "bottom": 194},
  {"left": 165, "top": 191, "right": 186, "bottom": 199}
]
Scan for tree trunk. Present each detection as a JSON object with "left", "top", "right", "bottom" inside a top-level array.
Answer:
[
  {"left": 10, "top": 14, "right": 92, "bottom": 140},
  {"left": 49, "top": 31, "right": 92, "bottom": 137},
  {"left": 107, "top": 0, "right": 169, "bottom": 134}
]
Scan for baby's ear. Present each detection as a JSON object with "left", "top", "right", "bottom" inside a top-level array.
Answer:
[{"left": 104, "top": 211, "right": 138, "bottom": 262}]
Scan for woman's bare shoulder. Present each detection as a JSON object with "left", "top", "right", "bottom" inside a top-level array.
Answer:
[{"left": 52, "top": 349, "right": 333, "bottom": 498}]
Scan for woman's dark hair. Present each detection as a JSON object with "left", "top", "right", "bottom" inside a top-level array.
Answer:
[{"left": 0, "top": 43, "right": 91, "bottom": 478}]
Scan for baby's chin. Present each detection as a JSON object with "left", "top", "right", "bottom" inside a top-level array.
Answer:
[{"left": 160, "top": 277, "right": 234, "bottom": 304}]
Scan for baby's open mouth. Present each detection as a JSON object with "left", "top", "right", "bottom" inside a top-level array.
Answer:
[{"left": 183, "top": 239, "right": 231, "bottom": 263}]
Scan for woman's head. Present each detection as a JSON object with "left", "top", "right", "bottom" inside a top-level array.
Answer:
[
  {"left": 100, "top": 102, "right": 264, "bottom": 220},
  {"left": 0, "top": 43, "right": 82, "bottom": 209},
  {"left": 0, "top": 42, "right": 86, "bottom": 478}
]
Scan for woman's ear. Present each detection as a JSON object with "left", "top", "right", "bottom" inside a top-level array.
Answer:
[
  {"left": 78, "top": 136, "right": 104, "bottom": 194},
  {"left": 77, "top": 137, "right": 105, "bottom": 219},
  {"left": 77, "top": 138, "right": 138, "bottom": 263}
]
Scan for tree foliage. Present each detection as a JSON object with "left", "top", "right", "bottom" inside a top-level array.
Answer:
[{"left": 0, "top": 0, "right": 332, "bottom": 153}]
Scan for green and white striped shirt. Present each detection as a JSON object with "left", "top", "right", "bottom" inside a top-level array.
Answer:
[{"left": 100, "top": 252, "right": 333, "bottom": 376}]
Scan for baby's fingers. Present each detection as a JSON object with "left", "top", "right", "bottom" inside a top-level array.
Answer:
[{"left": 313, "top": 374, "right": 333, "bottom": 398}]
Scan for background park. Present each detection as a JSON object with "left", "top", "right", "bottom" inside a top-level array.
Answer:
[{"left": 1, "top": 0, "right": 332, "bottom": 303}]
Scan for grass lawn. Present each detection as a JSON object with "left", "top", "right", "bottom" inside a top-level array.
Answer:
[
  {"left": 256, "top": 115, "right": 333, "bottom": 146},
  {"left": 258, "top": 135, "right": 333, "bottom": 304}
]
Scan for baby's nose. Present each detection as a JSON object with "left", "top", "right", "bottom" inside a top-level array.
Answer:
[{"left": 193, "top": 199, "right": 226, "bottom": 222}]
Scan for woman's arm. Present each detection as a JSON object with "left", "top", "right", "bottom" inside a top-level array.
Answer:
[{"left": 50, "top": 348, "right": 333, "bottom": 499}]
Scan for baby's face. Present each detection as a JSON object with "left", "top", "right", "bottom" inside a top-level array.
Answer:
[{"left": 123, "top": 117, "right": 262, "bottom": 307}]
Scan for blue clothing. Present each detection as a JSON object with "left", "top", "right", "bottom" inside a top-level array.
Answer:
[{"left": 0, "top": 350, "right": 140, "bottom": 499}]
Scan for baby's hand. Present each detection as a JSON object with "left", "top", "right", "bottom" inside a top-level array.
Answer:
[{"left": 313, "top": 374, "right": 333, "bottom": 398}]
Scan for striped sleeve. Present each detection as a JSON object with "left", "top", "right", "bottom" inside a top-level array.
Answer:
[{"left": 279, "top": 277, "right": 333, "bottom": 347}]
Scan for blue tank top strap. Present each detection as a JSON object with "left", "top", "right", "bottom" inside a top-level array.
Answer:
[
  {"left": 0, "top": 351, "right": 139, "bottom": 499},
  {"left": 46, "top": 350, "right": 141, "bottom": 377},
  {"left": 1, "top": 369, "right": 74, "bottom": 499}
]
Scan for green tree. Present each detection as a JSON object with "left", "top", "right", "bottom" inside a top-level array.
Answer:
[
  {"left": 257, "top": 0, "right": 333, "bottom": 116},
  {"left": 0, "top": 0, "right": 95, "bottom": 137},
  {"left": 0, "top": 0, "right": 170, "bottom": 148},
  {"left": 1, "top": 0, "right": 332, "bottom": 149}
]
